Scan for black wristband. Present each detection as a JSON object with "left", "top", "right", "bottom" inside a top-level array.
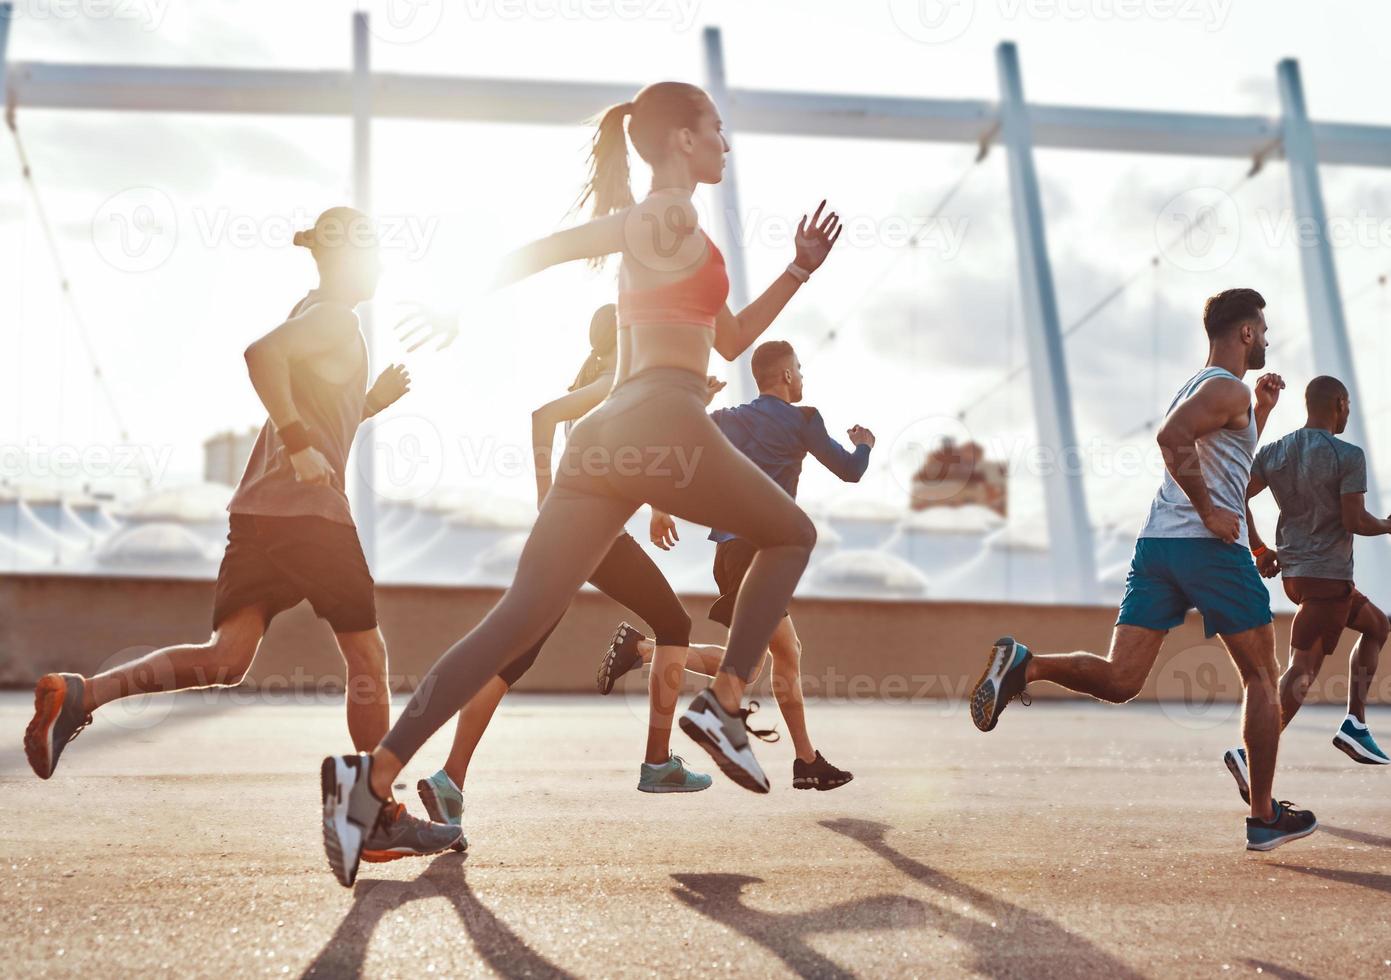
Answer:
[{"left": 278, "top": 421, "right": 312, "bottom": 454}]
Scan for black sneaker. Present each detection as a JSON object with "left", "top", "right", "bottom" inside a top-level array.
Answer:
[
  {"left": 970, "top": 637, "right": 1032, "bottom": 732},
  {"left": 679, "top": 690, "right": 778, "bottom": 793},
  {"left": 1246, "top": 800, "right": 1318, "bottom": 852},
  {"left": 793, "top": 751, "right": 853, "bottom": 791},
  {"left": 25, "top": 673, "right": 92, "bottom": 779},
  {"left": 597, "top": 622, "right": 646, "bottom": 695}
]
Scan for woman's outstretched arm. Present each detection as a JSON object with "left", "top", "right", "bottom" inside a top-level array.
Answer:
[{"left": 712, "top": 201, "right": 842, "bottom": 361}]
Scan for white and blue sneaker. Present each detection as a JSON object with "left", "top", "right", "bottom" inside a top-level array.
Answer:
[
  {"left": 416, "top": 769, "right": 469, "bottom": 852},
  {"left": 679, "top": 689, "right": 776, "bottom": 794},
  {"left": 1246, "top": 799, "right": 1318, "bottom": 852},
  {"left": 970, "top": 637, "right": 1032, "bottom": 732},
  {"left": 1223, "top": 746, "right": 1251, "bottom": 804},
  {"left": 638, "top": 754, "right": 713, "bottom": 793},
  {"left": 1332, "top": 715, "right": 1391, "bottom": 765}
]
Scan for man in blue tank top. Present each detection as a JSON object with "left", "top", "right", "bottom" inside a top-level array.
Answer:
[{"left": 969, "top": 288, "right": 1319, "bottom": 852}]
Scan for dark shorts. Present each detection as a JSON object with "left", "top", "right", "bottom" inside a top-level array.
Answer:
[
  {"left": 708, "top": 537, "right": 789, "bottom": 628},
  {"left": 1283, "top": 576, "right": 1370, "bottom": 655},
  {"left": 1116, "top": 537, "right": 1272, "bottom": 639},
  {"left": 496, "top": 531, "right": 691, "bottom": 687},
  {"left": 212, "top": 513, "right": 377, "bottom": 634}
]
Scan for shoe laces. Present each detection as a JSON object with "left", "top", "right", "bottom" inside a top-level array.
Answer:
[
  {"left": 739, "top": 701, "right": 780, "bottom": 743},
  {"left": 67, "top": 713, "right": 93, "bottom": 747}
]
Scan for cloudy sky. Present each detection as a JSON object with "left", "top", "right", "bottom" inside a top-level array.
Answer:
[{"left": 4, "top": 0, "right": 1391, "bottom": 542}]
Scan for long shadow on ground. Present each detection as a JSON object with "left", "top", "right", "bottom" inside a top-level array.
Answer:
[
  {"left": 670, "top": 872, "right": 927, "bottom": 979},
  {"left": 821, "top": 818, "right": 1145, "bottom": 979},
  {"left": 303, "top": 853, "right": 575, "bottom": 979}
]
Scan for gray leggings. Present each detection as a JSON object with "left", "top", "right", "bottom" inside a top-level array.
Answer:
[{"left": 380, "top": 367, "right": 816, "bottom": 764}]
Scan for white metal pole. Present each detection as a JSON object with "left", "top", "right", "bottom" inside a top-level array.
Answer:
[
  {"left": 996, "top": 42, "right": 1097, "bottom": 603},
  {"left": 352, "top": 12, "right": 376, "bottom": 567},
  {"left": 702, "top": 27, "right": 755, "bottom": 404},
  {"left": 1277, "top": 58, "right": 1388, "bottom": 594},
  {"left": 0, "top": 3, "right": 12, "bottom": 114}
]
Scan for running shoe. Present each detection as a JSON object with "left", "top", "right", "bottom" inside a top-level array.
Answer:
[
  {"left": 1245, "top": 800, "right": 1318, "bottom": 852},
  {"left": 679, "top": 689, "right": 777, "bottom": 793},
  {"left": 597, "top": 622, "right": 646, "bottom": 695},
  {"left": 970, "top": 637, "right": 1032, "bottom": 732},
  {"left": 1332, "top": 715, "right": 1391, "bottom": 765},
  {"left": 321, "top": 753, "right": 389, "bottom": 887},
  {"left": 638, "top": 754, "right": 713, "bottom": 793},
  {"left": 24, "top": 673, "right": 92, "bottom": 779},
  {"left": 361, "top": 803, "right": 463, "bottom": 864},
  {"left": 416, "top": 769, "right": 468, "bottom": 852},
  {"left": 792, "top": 751, "right": 854, "bottom": 791},
  {"left": 1223, "top": 746, "right": 1251, "bottom": 804}
]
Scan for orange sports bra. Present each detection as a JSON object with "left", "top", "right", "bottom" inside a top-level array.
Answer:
[{"left": 617, "top": 232, "right": 729, "bottom": 330}]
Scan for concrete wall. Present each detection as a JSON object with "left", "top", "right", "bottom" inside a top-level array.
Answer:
[{"left": 0, "top": 573, "right": 1381, "bottom": 710}]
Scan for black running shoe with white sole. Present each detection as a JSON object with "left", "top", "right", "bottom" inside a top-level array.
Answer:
[
  {"left": 970, "top": 637, "right": 1032, "bottom": 732},
  {"left": 361, "top": 803, "right": 462, "bottom": 864},
  {"left": 679, "top": 689, "right": 776, "bottom": 793},
  {"left": 321, "top": 753, "right": 390, "bottom": 888},
  {"left": 1223, "top": 746, "right": 1251, "bottom": 805},
  {"left": 793, "top": 751, "right": 853, "bottom": 791},
  {"left": 597, "top": 622, "right": 646, "bottom": 696},
  {"left": 1246, "top": 800, "right": 1318, "bottom": 852}
]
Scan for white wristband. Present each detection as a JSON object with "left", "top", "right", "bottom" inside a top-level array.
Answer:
[{"left": 786, "top": 262, "right": 811, "bottom": 284}]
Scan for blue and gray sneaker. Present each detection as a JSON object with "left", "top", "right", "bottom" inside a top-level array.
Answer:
[
  {"left": 24, "top": 673, "right": 92, "bottom": 779},
  {"left": 1332, "top": 715, "right": 1391, "bottom": 765},
  {"left": 1246, "top": 800, "right": 1318, "bottom": 852},
  {"left": 638, "top": 754, "right": 713, "bottom": 793},
  {"left": 1223, "top": 746, "right": 1251, "bottom": 804},
  {"left": 416, "top": 769, "right": 468, "bottom": 852},
  {"left": 597, "top": 622, "right": 646, "bottom": 695},
  {"left": 970, "top": 637, "right": 1032, "bottom": 732}
]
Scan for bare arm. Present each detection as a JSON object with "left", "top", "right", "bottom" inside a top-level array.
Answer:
[
  {"left": 531, "top": 374, "right": 614, "bottom": 506},
  {"left": 1251, "top": 372, "right": 1285, "bottom": 437},
  {"left": 494, "top": 213, "right": 629, "bottom": 290},
  {"left": 1155, "top": 376, "right": 1251, "bottom": 543},
  {"left": 243, "top": 303, "right": 359, "bottom": 431},
  {"left": 712, "top": 202, "right": 843, "bottom": 361},
  {"left": 1340, "top": 492, "right": 1391, "bottom": 536}
]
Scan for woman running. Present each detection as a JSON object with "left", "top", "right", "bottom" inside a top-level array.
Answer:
[
  {"left": 322, "top": 80, "right": 841, "bottom": 886},
  {"left": 415, "top": 305, "right": 739, "bottom": 850}
]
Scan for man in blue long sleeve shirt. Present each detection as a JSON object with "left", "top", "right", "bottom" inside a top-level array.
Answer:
[{"left": 607, "top": 340, "right": 874, "bottom": 791}]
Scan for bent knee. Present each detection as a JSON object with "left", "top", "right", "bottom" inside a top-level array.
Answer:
[
  {"left": 207, "top": 631, "right": 258, "bottom": 685},
  {"left": 653, "top": 607, "right": 693, "bottom": 649}
]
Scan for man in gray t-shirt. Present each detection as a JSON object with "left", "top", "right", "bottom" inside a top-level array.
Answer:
[{"left": 1244, "top": 375, "right": 1391, "bottom": 771}]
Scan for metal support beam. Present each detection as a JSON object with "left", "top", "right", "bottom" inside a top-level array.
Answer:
[
  {"left": 351, "top": 12, "right": 376, "bottom": 567},
  {"left": 1277, "top": 58, "right": 1388, "bottom": 593},
  {"left": 701, "top": 27, "right": 754, "bottom": 403},
  {"left": 13, "top": 60, "right": 1391, "bottom": 166},
  {"left": 0, "top": 4, "right": 11, "bottom": 116},
  {"left": 996, "top": 42, "right": 1097, "bottom": 603}
]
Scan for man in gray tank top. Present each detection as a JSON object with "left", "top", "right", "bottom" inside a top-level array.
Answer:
[
  {"left": 1237, "top": 375, "right": 1391, "bottom": 775},
  {"left": 23, "top": 208, "right": 461, "bottom": 860},
  {"left": 968, "top": 288, "right": 1319, "bottom": 852}
]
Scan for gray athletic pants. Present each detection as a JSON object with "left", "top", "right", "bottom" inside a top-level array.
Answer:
[{"left": 380, "top": 367, "right": 816, "bottom": 764}]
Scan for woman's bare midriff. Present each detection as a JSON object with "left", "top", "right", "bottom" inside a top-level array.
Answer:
[{"left": 615, "top": 321, "right": 718, "bottom": 385}]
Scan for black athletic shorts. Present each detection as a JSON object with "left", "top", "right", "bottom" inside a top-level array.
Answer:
[
  {"left": 212, "top": 513, "right": 377, "bottom": 634},
  {"left": 708, "top": 536, "right": 789, "bottom": 628}
]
